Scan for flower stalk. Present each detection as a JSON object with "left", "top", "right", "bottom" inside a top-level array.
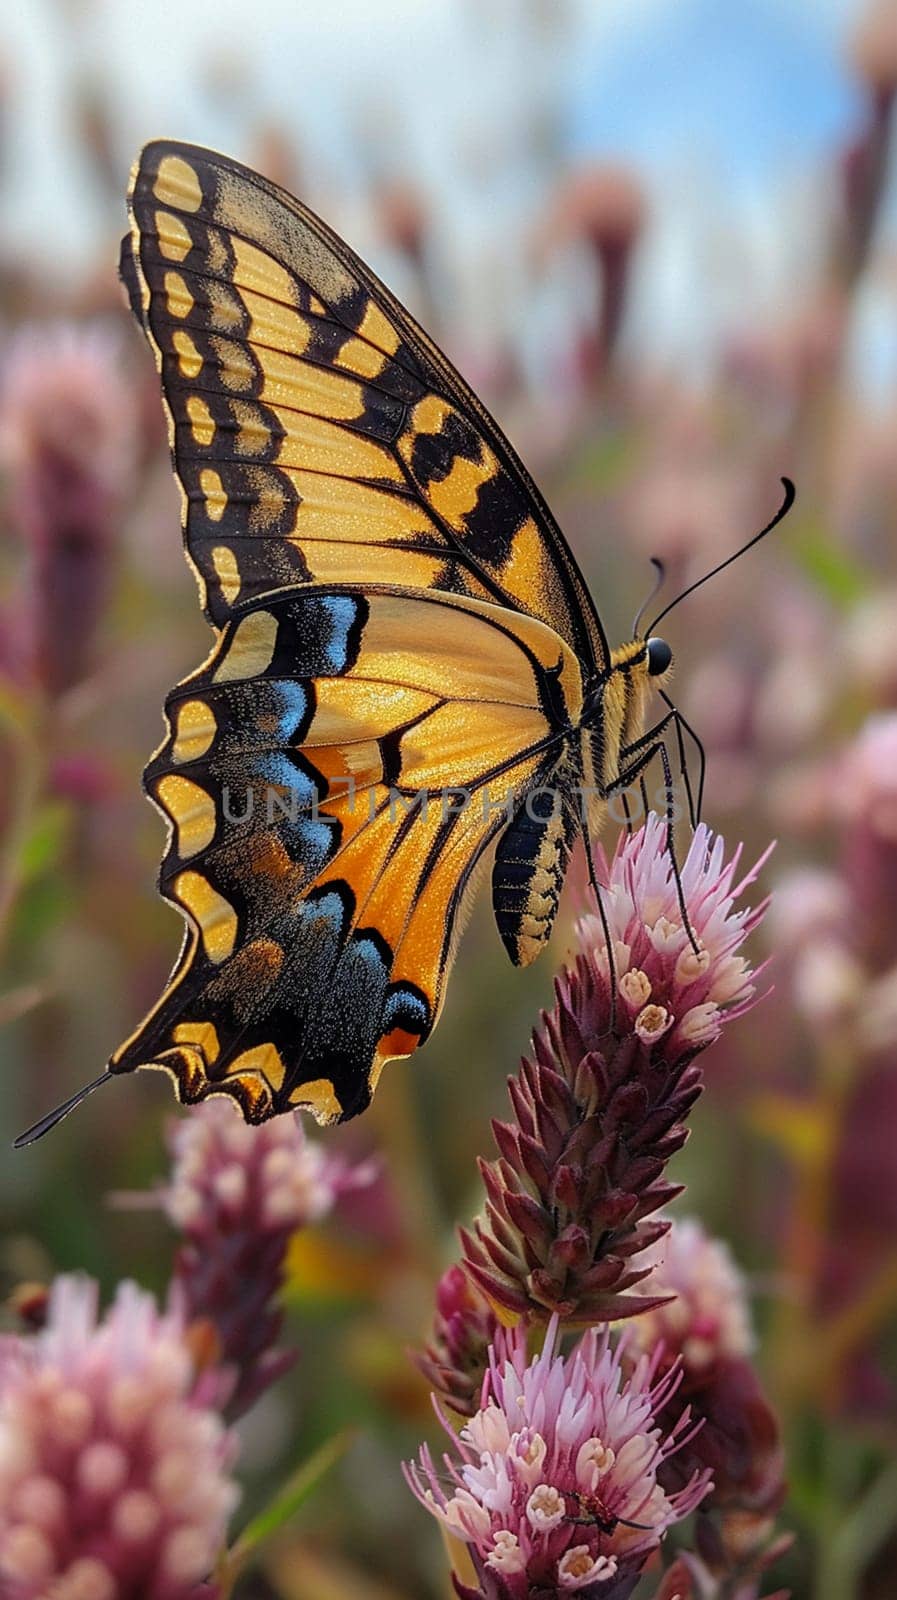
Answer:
[
  {"left": 161, "top": 1100, "right": 373, "bottom": 1420},
  {"left": 462, "top": 819, "right": 769, "bottom": 1326}
]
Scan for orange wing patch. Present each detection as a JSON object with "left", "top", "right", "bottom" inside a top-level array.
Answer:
[{"left": 109, "top": 586, "right": 580, "bottom": 1123}]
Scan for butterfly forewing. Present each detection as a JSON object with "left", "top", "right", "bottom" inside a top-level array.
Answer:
[{"left": 125, "top": 142, "right": 608, "bottom": 669}]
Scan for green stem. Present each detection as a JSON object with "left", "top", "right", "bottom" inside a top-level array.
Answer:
[
  {"left": 219, "top": 1427, "right": 353, "bottom": 1591},
  {"left": 814, "top": 1458, "right": 897, "bottom": 1600},
  {"left": 0, "top": 687, "right": 47, "bottom": 966}
]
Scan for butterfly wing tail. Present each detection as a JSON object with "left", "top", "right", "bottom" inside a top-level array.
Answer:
[{"left": 13, "top": 1072, "right": 112, "bottom": 1149}]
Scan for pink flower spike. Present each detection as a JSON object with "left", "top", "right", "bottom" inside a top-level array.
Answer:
[
  {"left": 406, "top": 1315, "right": 710, "bottom": 1599},
  {"left": 626, "top": 1217, "right": 754, "bottom": 1383},
  {"left": 463, "top": 818, "right": 771, "bottom": 1324},
  {"left": 620, "top": 1219, "right": 785, "bottom": 1538},
  {"left": 161, "top": 1099, "right": 374, "bottom": 1419},
  {"left": 0, "top": 320, "right": 137, "bottom": 697},
  {"left": 413, "top": 1265, "right": 500, "bottom": 1417},
  {"left": 0, "top": 1275, "right": 238, "bottom": 1600}
]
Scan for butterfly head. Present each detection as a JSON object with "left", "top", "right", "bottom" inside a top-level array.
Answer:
[
  {"left": 611, "top": 631, "right": 674, "bottom": 676},
  {"left": 646, "top": 636, "right": 673, "bottom": 676},
  {"left": 612, "top": 559, "right": 674, "bottom": 705}
]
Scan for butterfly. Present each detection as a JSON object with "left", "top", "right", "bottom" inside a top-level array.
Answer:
[{"left": 15, "top": 143, "right": 793, "bottom": 1144}]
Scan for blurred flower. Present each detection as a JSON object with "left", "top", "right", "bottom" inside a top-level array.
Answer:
[
  {"left": 0, "top": 1275, "right": 237, "bottom": 1600},
  {"left": 837, "top": 712, "right": 897, "bottom": 972},
  {"left": 625, "top": 459, "right": 748, "bottom": 575},
  {"left": 754, "top": 641, "right": 832, "bottom": 755},
  {"left": 0, "top": 321, "right": 137, "bottom": 697},
  {"left": 625, "top": 1218, "right": 753, "bottom": 1383},
  {"left": 623, "top": 1220, "right": 784, "bottom": 1524},
  {"left": 406, "top": 1314, "right": 709, "bottom": 1599},
  {"left": 840, "top": 2, "right": 897, "bottom": 284},
  {"left": 860, "top": 965, "right": 897, "bottom": 1052},
  {"left": 163, "top": 1100, "right": 373, "bottom": 1419},
  {"left": 844, "top": 585, "right": 897, "bottom": 705},
  {"left": 767, "top": 868, "right": 848, "bottom": 956},
  {"left": 790, "top": 936, "right": 863, "bottom": 1034},
  {"left": 547, "top": 162, "right": 645, "bottom": 381},
  {"left": 724, "top": 296, "right": 844, "bottom": 424},
  {"left": 815, "top": 1055, "right": 897, "bottom": 1411},
  {"left": 770, "top": 714, "right": 897, "bottom": 1031},
  {"left": 653, "top": 1546, "right": 790, "bottom": 1600},
  {"left": 462, "top": 818, "right": 769, "bottom": 1323},
  {"left": 250, "top": 121, "right": 303, "bottom": 194},
  {"left": 690, "top": 576, "right": 836, "bottom": 823},
  {"left": 73, "top": 80, "right": 119, "bottom": 200},
  {"left": 376, "top": 177, "right": 428, "bottom": 269},
  {"left": 413, "top": 1264, "right": 499, "bottom": 1419},
  {"left": 48, "top": 754, "right": 116, "bottom": 808},
  {"left": 838, "top": 711, "right": 897, "bottom": 838},
  {"left": 850, "top": 0, "right": 897, "bottom": 104},
  {"left": 681, "top": 654, "right": 757, "bottom": 817}
]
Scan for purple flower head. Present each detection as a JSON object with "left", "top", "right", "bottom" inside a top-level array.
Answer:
[
  {"left": 413, "top": 1265, "right": 501, "bottom": 1418},
  {"left": 0, "top": 321, "right": 137, "bottom": 697},
  {"left": 625, "top": 1218, "right": 754, "bottom": 1388},
  {"left": 163, "top": 1097, "right": 363, "bottom": 1237},
  {"left": 406, "top": 1316, "right": 710, "bottom": 1599},
  {"left": 162, "top": 1100, "right": 374, "bottom": 1419},
  {"left": 463, "top": 819, "right": 770, "bottom": 1324},
  {"left": 623, "top": 1221, "right": 785, "bottom": 1527},
  {"left": 838, "top": 712, "right": 897, "bottom": 972},
  {"left": 0, "top": 1275, "right": 238, "bottom": 1600},
  {"left": 583, "top": 815, "right": 770, "bottom": 1056}
]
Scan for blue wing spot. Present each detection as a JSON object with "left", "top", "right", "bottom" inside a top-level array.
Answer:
[
  {"left": 383, "top": 984, "right": 430, "bottom": 1036},
  {"left": 271, "top": 681, "right": 308, "bottom": 742},
  {"left": 319, "top": 595, "right": 363, "bottom": 673},
  {"left": 262, "top": 592, "right": 368, "bottom": 679},
  {"left": 254, "top": 752, "right": 318, "bottom": 805},
  {"left": 281, "top": 816, "right": 335, "bottom": 876},
  {"left": 352, "top": 935, "right": 391, "bottom": 976}
]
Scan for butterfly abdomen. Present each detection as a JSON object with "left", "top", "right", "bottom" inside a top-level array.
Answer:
[{"left": 492, "top": 779, "right": 577, "bottom": 968}]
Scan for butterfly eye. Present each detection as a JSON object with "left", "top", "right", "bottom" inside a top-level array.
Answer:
[{"left": 646, "top": 637, "right": 673, "bottom": 676}]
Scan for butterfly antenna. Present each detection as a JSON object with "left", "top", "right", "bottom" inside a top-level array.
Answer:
[
  {"left": 632, "top": 557, "right": 666, "bottom": 637},
  {"left": 647, "top": 477, "right": 795, "bottom": 635},
  {"left": 13, "top": 1072, "right": 110, "bottom": 1149}
]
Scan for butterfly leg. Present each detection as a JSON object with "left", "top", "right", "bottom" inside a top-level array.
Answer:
[
  {"left": 658, "top": 690, "right": 705, "bottom": 826},
  {"left": 613, "top": 712, "right": 675, "bottom": 801},
  {"left": 616, "top": 709, "right": 698, "bottom": 832},
  {"left": 572, "top": 793, "right": 621, "bottom": 1033},
  {"left": 669, "top": 712, "right": 697, "bottom": 830},
  {"left": 608, "top": 727, "right": 701, "bottom": 958},
  {"left": 619, "top": 784, "right": 636, "bottom": 836},
  {"left": 627, "top": 708, "right": 696, "bottom": 830}
]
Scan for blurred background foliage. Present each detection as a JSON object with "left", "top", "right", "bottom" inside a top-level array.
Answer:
[{"left": 1, "top": 1, "right": 897, "bottom": 1596}]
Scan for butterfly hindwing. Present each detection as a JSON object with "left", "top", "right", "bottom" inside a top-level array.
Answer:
[
  {"left": 124, "top": 141, "right": 608, "bottom": 669},
  {"left": 110, "top": 586, "right": 584, "bottom": 1121}
]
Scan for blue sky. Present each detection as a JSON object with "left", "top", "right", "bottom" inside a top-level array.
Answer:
[
  {"left": 570, "top": 0, "right": 861, "bottom": 189},
  {"left": 3, "top": 0, "right": 889, "bottom": 389},
  {"left": 3, "top": 0, "right": 867, "bottom": 255}
]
